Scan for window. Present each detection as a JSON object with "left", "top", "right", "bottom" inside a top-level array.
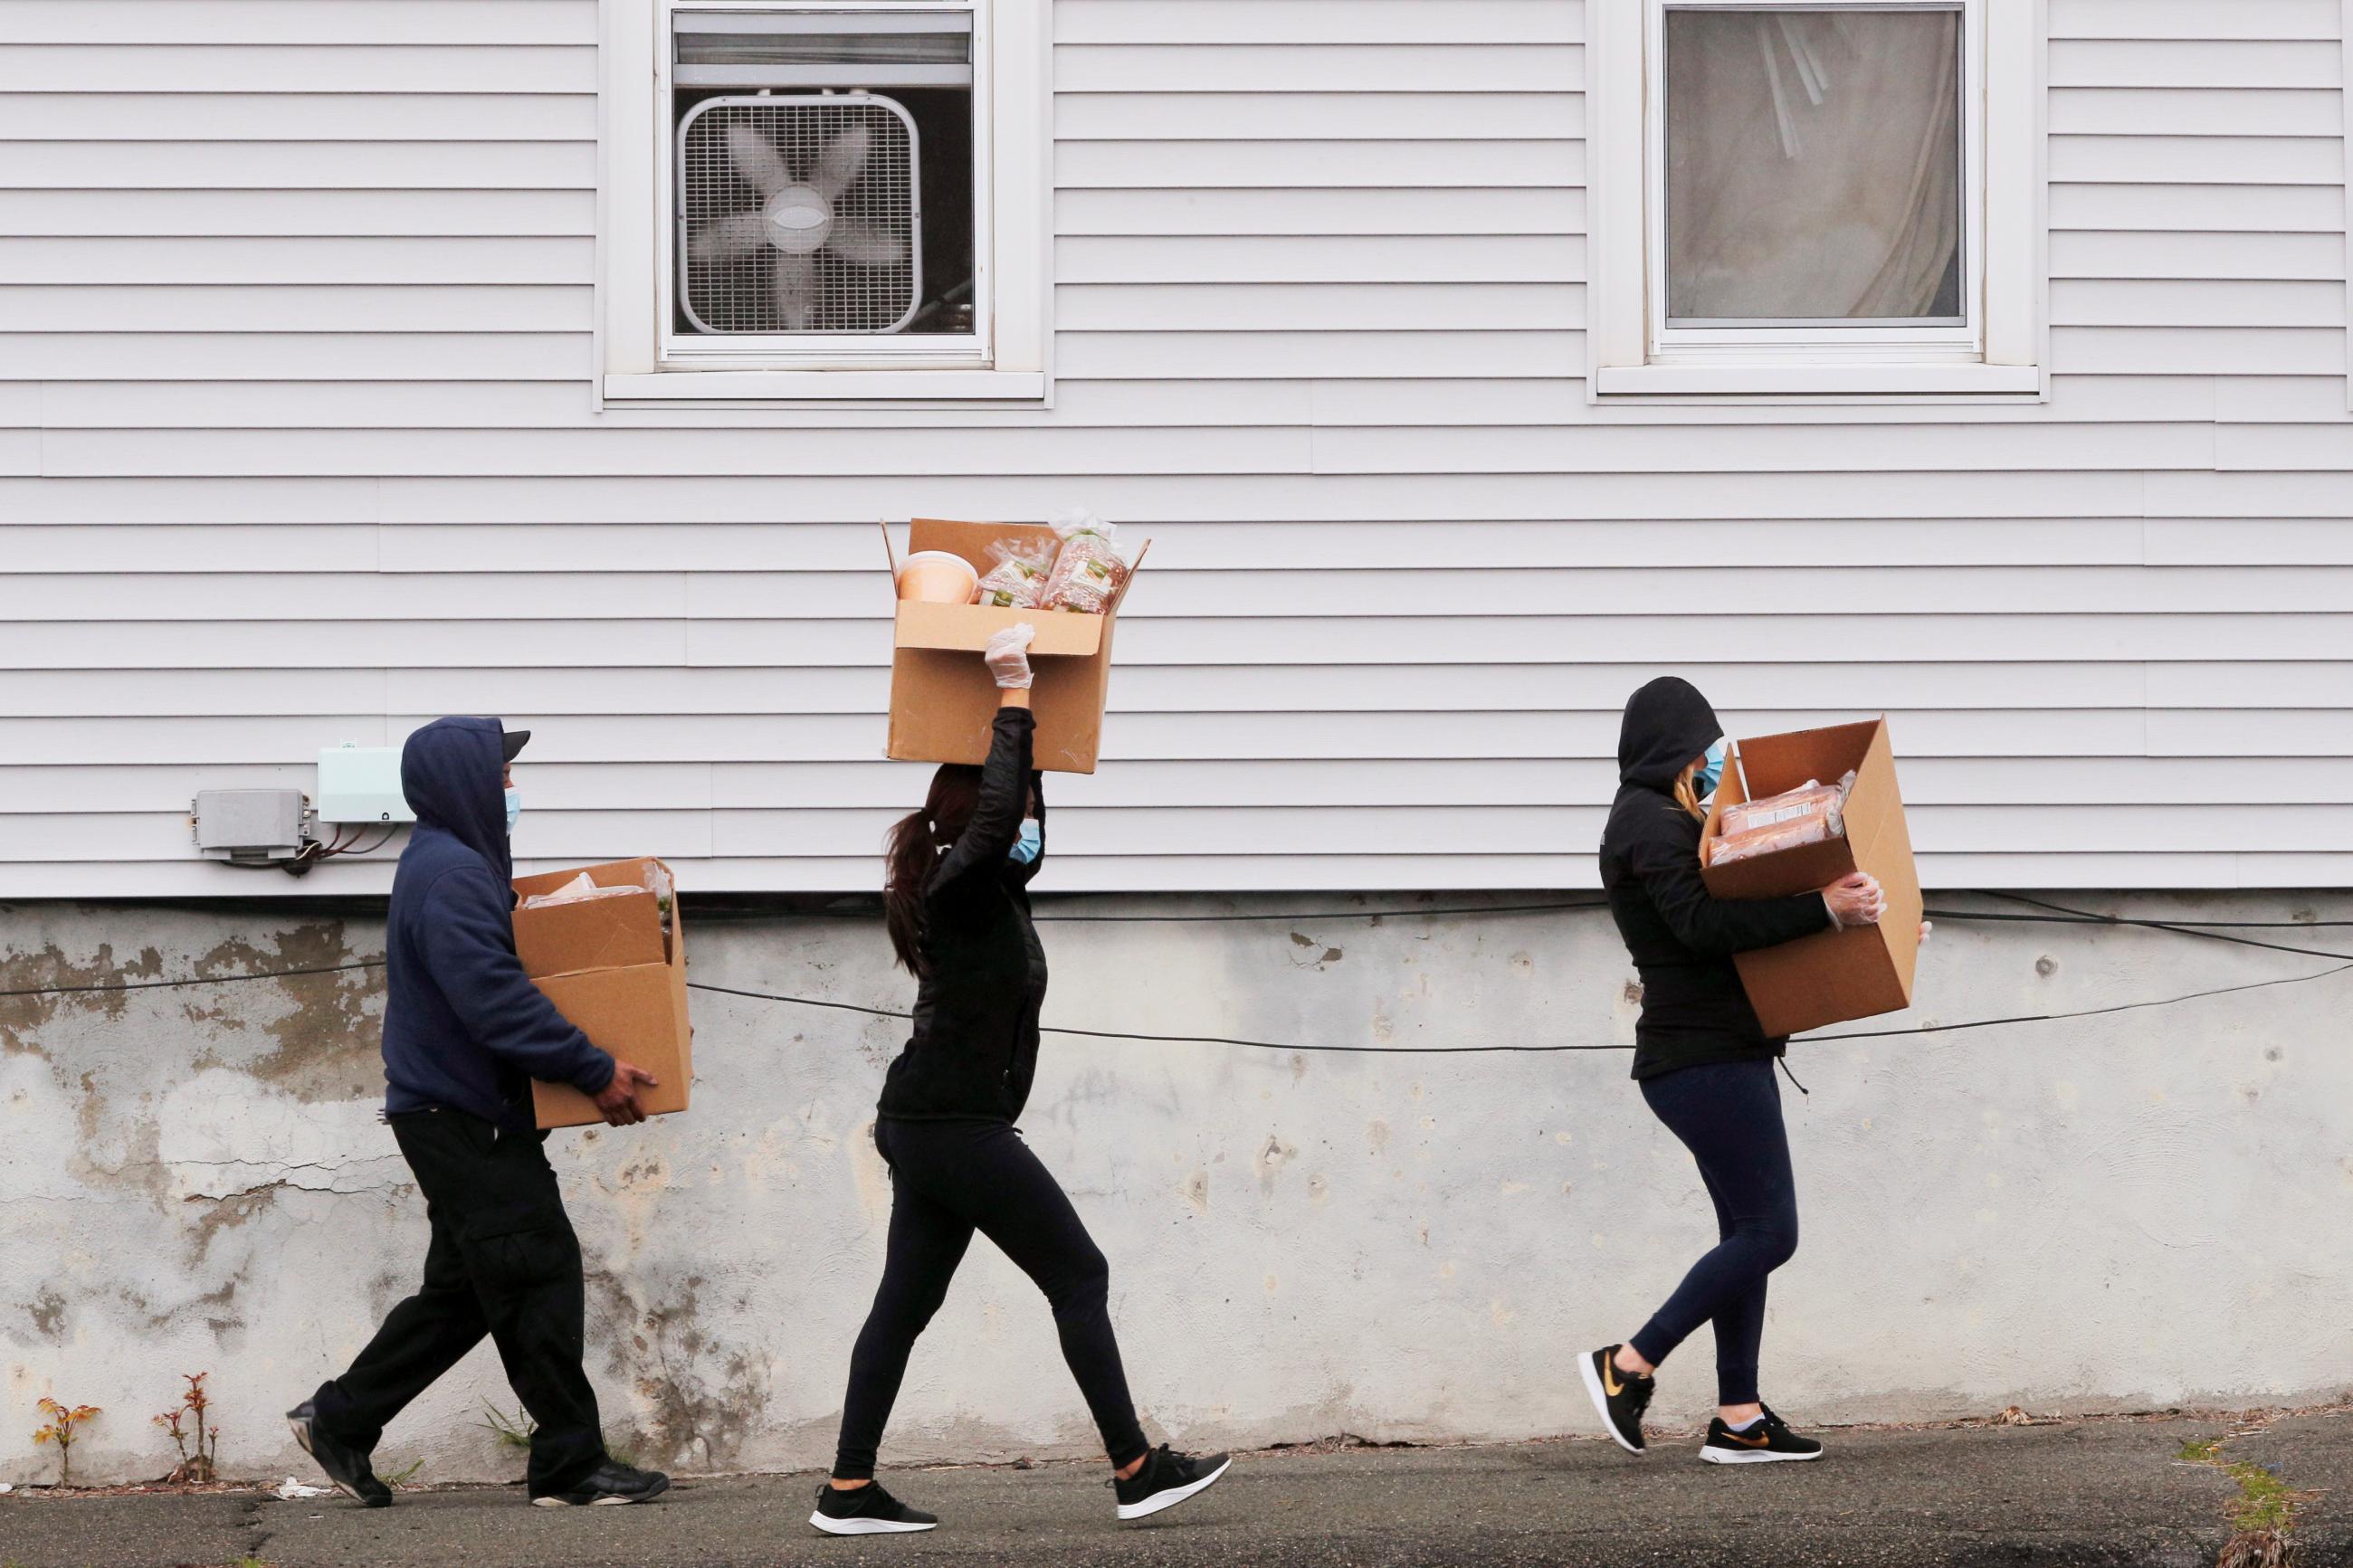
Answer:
[
  {"left": 1588, "top": 0, "right": 2042, "bottom": 397},
  {"left": 603, "top": 1, "right": 1048, "bottom": 402}
]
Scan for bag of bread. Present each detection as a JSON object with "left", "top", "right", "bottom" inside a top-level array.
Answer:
[
  {"left": 972, "top": 537, "right": 1054, "bottom": 608},
  {"left": 1709, "top": 774, "right": 1854, "bottom": 868},
  {"left": 1036, "top": 507, "right": 1130, "bottom": 614}
]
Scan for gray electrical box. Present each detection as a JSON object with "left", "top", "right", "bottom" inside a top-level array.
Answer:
[{"left": 193, "top": 789, "right": 312, "bottom": 864}]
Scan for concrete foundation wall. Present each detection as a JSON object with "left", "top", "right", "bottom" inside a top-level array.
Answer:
[{"left": 3, "top": 892, "right": 2346, "bottom": 1485}]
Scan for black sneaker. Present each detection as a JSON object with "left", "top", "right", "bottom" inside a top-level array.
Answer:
[
  {"left": 810, "top": 1479, "right": 939, "bottom": 1535},
  {"left": 1579, "top": 1345, "right": 1654, "bottom": 1455},
  {"left": 1699, "top": 1405, "right": 1824, "bottom": 1465},
  {"left": 1113, "top": 1445, "right": 1231, "bottom": 1522},
  {"left": 529, "top": 1459, "right": 672, "bottom": 1506},
  {"left": 285, "top": 1400, "right": 392, "bottom": 1508}
]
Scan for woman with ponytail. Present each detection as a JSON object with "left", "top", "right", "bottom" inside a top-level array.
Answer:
[
  {"left": 1578, "top": 677, "right": 1883, "bottom": 1467},
  {"left": 811, "top": 624, "right": 1230, "bottom": 1536}
]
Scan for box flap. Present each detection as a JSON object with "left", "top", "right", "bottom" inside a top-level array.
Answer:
[{"left": 511, "top": 858, "right": 672, "bottom": 979}]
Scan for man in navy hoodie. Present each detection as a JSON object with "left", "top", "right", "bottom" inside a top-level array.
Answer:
[{"left": 285, "top": 717, "right": 669, "bottom": 1508}]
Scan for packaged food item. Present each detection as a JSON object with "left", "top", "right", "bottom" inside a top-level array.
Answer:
[
  {"left": 895, "top": 549, "right": 979, "bottom": 604},
  {"left": 1709, "top": 772, "right": 1856, "bottom": 868},
  {"left": 1037, "top": 507, "right": 1131, "bottom": 614},
  {"left": 972, "top": 537, "right": 1054, "bottom": 608},
  {"left": 520, "top": 871, "right": 645, "bottom": 910}
]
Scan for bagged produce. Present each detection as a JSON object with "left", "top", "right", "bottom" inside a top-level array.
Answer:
[
  {"left": 1709, "top": 771, "right": 1857, "bottom": 868},
  {"left": 1037, "top": 507, "right": 1131, "bottom": 614}
]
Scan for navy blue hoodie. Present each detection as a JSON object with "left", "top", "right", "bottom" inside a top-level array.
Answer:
[{"left": 381, "top": 717, "right": 614, "bottom": 1130}]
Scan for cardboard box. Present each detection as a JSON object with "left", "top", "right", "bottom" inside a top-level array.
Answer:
[
  {"left": 510, "top": 857, "right": 691, "bottom": 1130},
  {"left": 882, "top": 518, "right": 1148, "bottom": 774},
  {"left": 1699, "top": 717, "right": 1922, "bottom": 1037}
]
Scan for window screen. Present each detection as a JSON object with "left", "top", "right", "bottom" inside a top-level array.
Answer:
[
  {"left": 1663, "top": 6, "right": 1964, "bottom": 326},
  {"left": 672, "top": 9, "right": 976, "bottom": 338}
]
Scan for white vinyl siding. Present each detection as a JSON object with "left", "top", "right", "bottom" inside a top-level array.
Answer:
[{"left": 0, "top": 0, "right": 2347, "bottom": 894}]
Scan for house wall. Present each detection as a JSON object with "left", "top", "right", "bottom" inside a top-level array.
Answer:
[
  {"left": 4, "top": 890, "right": 2347, "bottom": 1484},
  {"left": 0, "top": 0, "right": 2348, "bottom": 896}
]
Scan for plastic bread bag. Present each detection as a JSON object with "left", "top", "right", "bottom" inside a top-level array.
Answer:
[
  {"left": 521, "top": 872, "right": 646, "bottom": 910},
  {"left": 1038, "top": 507, "right": 1131, "bottom": 614},
  {"left": 973, "top": 537, "right": 1054, "bottom": 608}
]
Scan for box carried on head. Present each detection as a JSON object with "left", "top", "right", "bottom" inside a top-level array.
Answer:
[
  {"left": 1700, "top": 717, "right": 1922, "bottom": 1037},
  {"left": 510, "top": 857, "right": 691, "bottom": 1130}
]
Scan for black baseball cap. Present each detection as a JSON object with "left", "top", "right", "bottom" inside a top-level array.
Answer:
[{"left": 501, "top": 727, "right": 532, "bottom": 764}]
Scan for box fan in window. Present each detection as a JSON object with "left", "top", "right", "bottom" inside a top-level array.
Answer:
[{"left": 672, "top": 10, "right": 975, "bottom": 339}]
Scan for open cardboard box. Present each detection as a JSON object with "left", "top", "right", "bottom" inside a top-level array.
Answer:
[
  {"left": 510, "top": 856, "right": 691, "bottom": 1130},
  {"left": 1700, "top": 717, "right": 1922, "bottom": 1037},
  {"left": 883, "top": 518, "right": 1149, "bottom": 774}
]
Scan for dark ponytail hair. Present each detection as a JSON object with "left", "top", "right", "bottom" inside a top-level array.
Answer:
[{"left": 883, "top": 764, "right": 983, "bottom": 974}]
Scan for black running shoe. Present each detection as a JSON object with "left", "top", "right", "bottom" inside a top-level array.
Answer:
[
  {"left": 1579, "top": 1345, "right": 1654, "bottom": 1455},
  {"left": 1699, "top": 1405, "right": 1824, "bottom": 1465},
  {"left": 1113, "top": 1446, "right": 1231, "bottom": 1521},
  {"left": 529, "top": 1459, "right": 672, "bottom": 1506},
  {"left": 285, "top": 1400, "right": 392, "bottom": 1508},
  {"left": 810, "top": 1479, "right": 939, "bottom": 1535}
]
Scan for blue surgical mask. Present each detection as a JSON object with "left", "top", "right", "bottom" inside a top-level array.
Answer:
[
  {"left": 1695, "top": 737, "right": 1729, "bottom": 799},
  {"left": 1008, "top": 819, "right": 1042, "bottom": 865},
  {"left": 503, "top": 788, "right": 522, "bottom": 835}
]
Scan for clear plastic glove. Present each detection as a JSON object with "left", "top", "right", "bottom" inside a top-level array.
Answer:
[
  {"left": 1821, "top": 871, "right": 1885, "bottom": 929},
  {"left": 1919, "top": 919, "right": 1933, "bottom": 946},
  {"left": 984, "top": 622, "right": 1036, "bottom": 689}
]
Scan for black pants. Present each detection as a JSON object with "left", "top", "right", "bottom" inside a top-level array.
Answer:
[
  {"left": 1626, "top": 1058, "right": 1800, "bottom": 1406},
  {"left": 311, "top": 1108, "right": 605, "bottom": 1495},
  {"left": 832, "top": 1117, "right": 1150, "bottom": 1480}
]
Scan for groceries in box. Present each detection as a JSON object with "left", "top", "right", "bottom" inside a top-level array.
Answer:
[
  {"left": 963, "top": 508, "right": 1136, "bottom": 613},
  {"left": 1708, "top": 771, "right": 1859, "bottom": 868}
]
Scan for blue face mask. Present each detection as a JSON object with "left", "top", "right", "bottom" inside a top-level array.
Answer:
[
  {"left": 1008, "top": 819, "right": 1042, "bottom": 865},
  {"left": 1695, "top": 737, "right": 1729, "bottom": 799},
  {"left": 504, "top": 788, "right": 522, "bottom": 835}
]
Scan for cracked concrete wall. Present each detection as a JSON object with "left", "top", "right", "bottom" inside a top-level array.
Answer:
[{"left": 3, "top": 892, "right": 2347, "bottom": 1485}]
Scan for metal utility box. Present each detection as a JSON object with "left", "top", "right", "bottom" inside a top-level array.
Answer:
[
  {"left": 318, "top": 745, "right": 414, "bottom": 824},
  {"left": 193, "top": 790, "right": 311, "bottom": 863}
]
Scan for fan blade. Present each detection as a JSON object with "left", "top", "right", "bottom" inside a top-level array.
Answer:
[
  {"left": 691, "top": 212, "right": 771, "bottom": 263},
  {"left": 773, "top": 250, "right": 819, "bottom": 330},
  {"left": 824, "top": 217, "right": 906, "bottom": 268},
  {"left": 812, "top": 123, "right": 872, "bottom": 201},
  {"left": 727, "top": 122, "right": 793, "bottom": 200}
]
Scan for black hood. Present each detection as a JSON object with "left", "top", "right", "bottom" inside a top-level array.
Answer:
[
  {"left": 1616, "top": 677, "right": 1723, "bottom": 794},
  {"left": 403, "top": 717, "right": 513, "bottom": 884}
]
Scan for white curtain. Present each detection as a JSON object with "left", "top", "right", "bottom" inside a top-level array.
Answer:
[{"left": 1663, "top": 8, "right": 1962, "bottom": 321}]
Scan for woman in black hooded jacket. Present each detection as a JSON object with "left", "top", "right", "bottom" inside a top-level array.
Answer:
[
  {"left": 810, "top": 625, "right": 1230, "bottom": 1536},
  {"left": 1577, "top": 677, "right": 1883, "bottom": 1467}
]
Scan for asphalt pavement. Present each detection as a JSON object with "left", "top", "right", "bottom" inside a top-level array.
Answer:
[{"left": 5, "top": 1410, "right": 2348, "bottom": 1568}]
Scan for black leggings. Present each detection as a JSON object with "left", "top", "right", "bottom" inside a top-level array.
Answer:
[
  {"left": 832, "top": 1117, "right": 1150, "bottom": 1480},
  {"left": 1626, "top": 1058, "right": 1799, "bottom": 1406}
]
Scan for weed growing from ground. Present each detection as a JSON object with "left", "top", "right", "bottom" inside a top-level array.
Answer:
[
  {"left": 2180, "top": 1428, "right": 2318, "bottom": 1568},
  {"left": 31, "top": 1396, "right": 100, "bottom": 1487},
  {"left": 154, "top": 1372, "right": 221, "bottom": 1484}
]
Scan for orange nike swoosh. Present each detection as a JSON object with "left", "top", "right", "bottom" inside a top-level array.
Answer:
[
  {"left": 1725, "top": 1430, "right": 1772, "bottom": 1448},
  {"left": 1602, "top": 1360, "right": 1624, "bottom": 1396}
]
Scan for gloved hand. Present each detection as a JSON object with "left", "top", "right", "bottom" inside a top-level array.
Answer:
[
  {"left": 984, "top": 622, "right": 1036, "bottom": 689},
  {"left": 1821, "top": 872, "right": 1885, "bottom": 929}
]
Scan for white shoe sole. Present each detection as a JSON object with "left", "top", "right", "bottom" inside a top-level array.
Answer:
[
  {"left": 1116, "top": 1457, "right": 1231, "bottom": 1521},
  {"left": 531, "top": 1493, "right": 655, "bottom": 1505},
  {"left": 809, "top": 1510, "right": 938, "bottom": 1535},
  {"left": 1700, "top": 1445, "right": 1823, "bottom": 1464},
  {"left": 1578, "top": 1356, "right": 1645, "bottom": 1456}
]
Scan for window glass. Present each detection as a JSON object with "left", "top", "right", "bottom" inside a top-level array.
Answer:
[
  {"left": 1663, "top": 6, "right": 1963, "bottom": 325},
  {"left": 672, "top": 11, "right": 976, "bottom": 338}
]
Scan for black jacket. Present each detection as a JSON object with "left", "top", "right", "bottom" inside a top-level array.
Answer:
[
  {"left": 878, "top": 707, "right": 1049, "bottom": 1122},
  {"left": 1599, "top": 677, "right": 1833, "bottom": 1080}
]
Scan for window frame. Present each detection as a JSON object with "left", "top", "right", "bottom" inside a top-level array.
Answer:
[
  {"left": 599, "top": 0, "right": 1050, "bottom": 405},
  {"left": 1589, "top": 0, "right": 2045, "bottom": 400}
]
